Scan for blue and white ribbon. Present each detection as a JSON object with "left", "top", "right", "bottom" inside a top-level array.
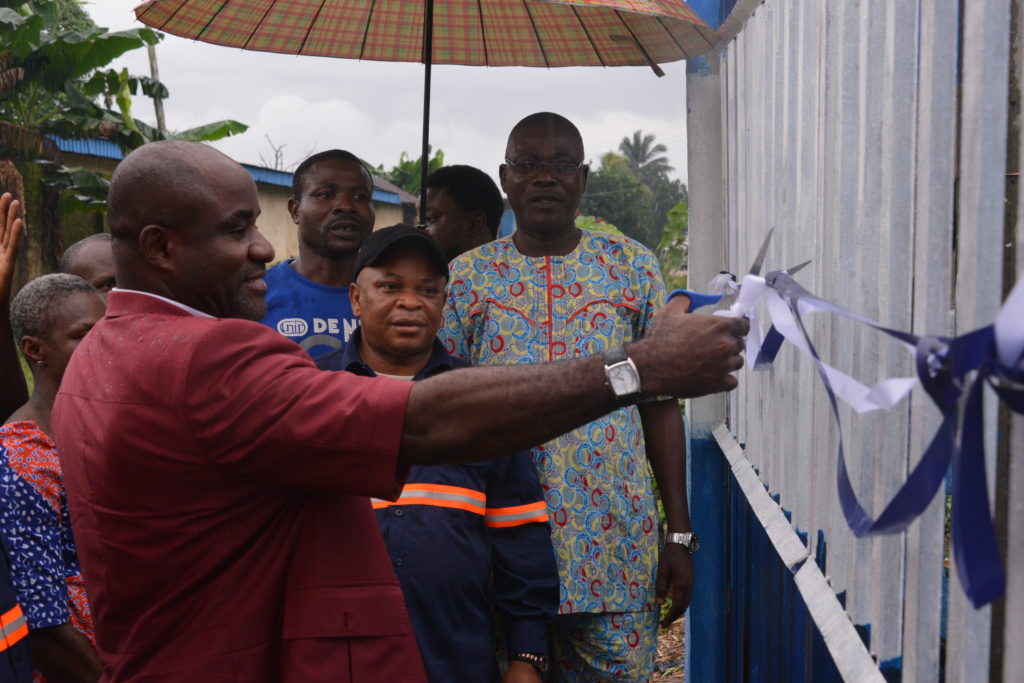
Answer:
[{"left": 677, "top": 269, "right": 1024, "bottom": 608}]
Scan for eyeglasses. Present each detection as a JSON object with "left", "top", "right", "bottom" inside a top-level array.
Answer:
[{"left": 504, "top": 158, "right": 587, "bottom": 179}]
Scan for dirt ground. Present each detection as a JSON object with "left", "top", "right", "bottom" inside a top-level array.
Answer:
[{"left": 653, "top": 618, "right": 685, "bottom": 682}]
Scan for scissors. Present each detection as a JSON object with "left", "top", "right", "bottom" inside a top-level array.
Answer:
[{"left": 667, "top": 228, "right": 810, "bottom": 313}]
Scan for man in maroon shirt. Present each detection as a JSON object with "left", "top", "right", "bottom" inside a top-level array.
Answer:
[{"left": 52, "top": 141, "right": 748, "bottom": 682}]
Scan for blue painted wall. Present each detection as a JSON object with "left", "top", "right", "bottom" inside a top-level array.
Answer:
[{"left": 685, "top": 427, "right": 890, "bottom": 681}]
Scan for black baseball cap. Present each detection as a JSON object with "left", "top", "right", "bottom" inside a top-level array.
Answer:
[{"left": 353, "top": 223, "right": 450, "bottom": 281}]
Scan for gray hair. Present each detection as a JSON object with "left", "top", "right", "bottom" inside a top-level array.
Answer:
[
  {"left": 60, "top": 233, "right": 112, "bottom": 274},
  {"left": 11, "top": 274, "right": 97, "bottom": 343}
]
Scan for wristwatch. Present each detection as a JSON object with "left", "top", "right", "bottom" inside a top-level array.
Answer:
[
  {"left": 603, "top": 346, "right": 642, "bottom": 404},
  {"left": 667, "top": 532, "right": 700, "bottom": 553},
  {"left": 510, "top": 652, "right": 548, "bottom": 674}
]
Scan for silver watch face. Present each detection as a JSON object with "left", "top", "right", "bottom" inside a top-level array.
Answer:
[{"left": 608, "top": 362, "right": 641, "bottom": 396}]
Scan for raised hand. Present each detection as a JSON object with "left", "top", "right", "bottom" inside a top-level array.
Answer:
[{"left": 0, "top": 192, "right": 24, "bottom": 305}]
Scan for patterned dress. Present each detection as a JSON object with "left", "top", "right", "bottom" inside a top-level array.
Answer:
[
  {"left": 0, "top": 421, "right": 95, "bottom": 682},
  {"left": 440, "top": 229, "right": 666, "bottom": 616}
]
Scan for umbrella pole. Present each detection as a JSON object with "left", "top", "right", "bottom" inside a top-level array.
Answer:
[{"left": 419, "top": 0, "right": 435, "bottom": 225}]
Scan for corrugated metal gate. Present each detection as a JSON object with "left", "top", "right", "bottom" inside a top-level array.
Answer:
[{"left": 683, "top": 1, "right": 1024, "bottom": 680}]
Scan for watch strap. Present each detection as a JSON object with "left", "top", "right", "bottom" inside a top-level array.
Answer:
[
  {"left": 666, "top": 532, "right": 699, "bottom": 553},
  {"left": 603, "top": 345, "right": 629, "bottom": 365},
  {"left": 510, "top": 652, "right": 548, "bottom": 674}
]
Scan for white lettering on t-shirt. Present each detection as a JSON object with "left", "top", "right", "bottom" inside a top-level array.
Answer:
[
  {"left": 277, "top": 318, "right": 308, "bottom": 337},
  {"left": 344, "top": 319, "right": 360, "bottom": 341}
]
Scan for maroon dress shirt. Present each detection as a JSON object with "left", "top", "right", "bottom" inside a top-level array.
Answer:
[{"left": 53, "top": 291, "right": 427, "bottom": 682}]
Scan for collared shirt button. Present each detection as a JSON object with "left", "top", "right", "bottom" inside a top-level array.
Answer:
[
  {"left": 395, "top": 558, "right": 404, "bottom": 566},
  {"left": 394, "top": 508, "right": 404, "bottom": 517}
]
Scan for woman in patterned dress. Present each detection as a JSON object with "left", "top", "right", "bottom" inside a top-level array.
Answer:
[{"left": 1, "top": 273, "right": 105, "bottom": 682}]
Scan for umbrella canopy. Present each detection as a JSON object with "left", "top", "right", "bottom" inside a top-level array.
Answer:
[
  {"left": 135, "top": 0, "right": 716, "bottom": 68},
  {"left": 134, "top": 0, "right": 715, "bottom": 218}
]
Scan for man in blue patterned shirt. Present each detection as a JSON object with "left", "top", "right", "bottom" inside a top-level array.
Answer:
[{"left": 441, "top": 113, "right": 698, "bottom": 681}]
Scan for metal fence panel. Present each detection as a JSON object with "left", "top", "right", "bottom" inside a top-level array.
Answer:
[
  {"left": 901, "top": 0, "right": 959, "bottom": 678},
  {"left": 686, "top": 0, "right": 1018, "bottom": 679},
  {"left": 945, "top": 0, "right": 1011, "bottom": 680}
]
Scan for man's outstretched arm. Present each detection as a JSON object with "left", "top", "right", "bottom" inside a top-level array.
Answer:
[
  {"left": 0, "top": 193, "right": 28, "bottom": 418},
  {"left": 401, "top": 299, "right": 748, "bottom": 465}
]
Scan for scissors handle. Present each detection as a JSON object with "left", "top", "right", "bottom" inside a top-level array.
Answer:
[{"left": 667, "top": 289, "right": 724, "bottom": 313}]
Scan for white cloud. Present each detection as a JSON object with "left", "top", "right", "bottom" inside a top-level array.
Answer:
[{"left": 84, "top": 0, "right": 691, "bottom": 184}]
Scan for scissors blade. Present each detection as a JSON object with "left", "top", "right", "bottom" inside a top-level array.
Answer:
[
  {"left": 785, "top": 259, "right": 812, "bottom": 276},
  {"left": 748, "top": 227, "right": 775, "bottom": 276}
]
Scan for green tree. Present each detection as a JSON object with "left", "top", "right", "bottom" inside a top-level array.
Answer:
[
  {"left": 580, "top": 133, "right": 688, "bottom": 250},
  {"left": 374, "top": 146, "right": 444, "bottom": 196},
  {"left": 656, "top": 200, "right": 688, "bottom": 291},
  {"left": 574, "top": 214, "right": 625, "bottom": 237},
  {"left": 0, "top": 1, "right": 247, "bottom": 289},
  {"left": 579, "top": 152, "right": 657, "bottom": 247},
  {"left": 619, "top": 130, "right": 673, "bottom": 185}
]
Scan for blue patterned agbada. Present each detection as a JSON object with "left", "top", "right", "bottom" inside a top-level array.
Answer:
[{"left": 440, "top": 229, "right": 666, "bottom": 615}]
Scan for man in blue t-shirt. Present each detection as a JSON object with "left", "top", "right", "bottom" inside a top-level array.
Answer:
[{"left": 260, "top": 149, "right": 375, "bottom": 358}]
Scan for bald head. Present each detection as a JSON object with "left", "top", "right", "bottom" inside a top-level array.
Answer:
[
  {"left": 104, "top": 140, "right": 273, "bottom": 319},
  {"left": 505, "top": 112, "right": 584, "bottom": 159},
  {"left": 60, "top": 233, "right": 115, "bottom": 297},
  {"left": 107, "top": 141, "right": 241, "bottom": 244}
]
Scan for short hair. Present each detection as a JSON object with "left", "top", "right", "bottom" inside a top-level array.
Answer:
[
  {"left": 292, "top": 150, "right": 373, "bottom": 198},
  {"left": 60, "top": 233, "right": 112, "bottom": 274},
  {"left": 506, "top": 112, "right": 584, "bottom": 159},
  {"left": 11, "top": 273, "right": 96, "bottom": 344},
  {"left": 425, "top": 165, "right": 504, "bottom": 237}
]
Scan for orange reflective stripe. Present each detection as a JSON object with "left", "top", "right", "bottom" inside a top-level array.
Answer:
[
  {"left": 485, "top": 500, "right": 550, "bottom": 528},
  {"left": 0, "top": 622, "right": 28, "bottom": 653},
  {"left": 402, "top": 484, "right": 486, "bottom": 503},
  {"left": 400, "top": 496, "right": 486, "bottom": 514},
  {"left": 372, "top": 484, "right": 487, "bottom": 515},
  {"left": 0, "top": 605, "right": 21, "bottom": 628},
  {"left": 0, "top": 604, "right": 28, "bottom": 653}
]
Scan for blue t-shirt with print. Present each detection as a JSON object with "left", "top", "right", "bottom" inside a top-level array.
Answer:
[{"left": 260, "top": 258, "right": 359, "bottom": 359}]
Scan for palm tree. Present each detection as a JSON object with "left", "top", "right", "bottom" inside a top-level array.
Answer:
[{"left": 618, "top": 130, "right": 673, "bottom": 183}]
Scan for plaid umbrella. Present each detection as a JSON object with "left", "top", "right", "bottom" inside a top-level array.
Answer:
[{"left": 134, "top": 0, "right": 715, "bottom": 215}]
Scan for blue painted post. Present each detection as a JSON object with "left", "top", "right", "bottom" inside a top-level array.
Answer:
[
  {"left": 685, "top": 0, "right": 739, "bottom": 28},
  {"left": 686, "top": 414, "right": 729, "bottom": 682},
  {"left": 683, "top": 2, "right": 730, "bottom": 676}
]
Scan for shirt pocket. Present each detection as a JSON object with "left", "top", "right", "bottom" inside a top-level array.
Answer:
[
  {"left": 282, "top": 583, "right": 411, "bottom": 638},
  {"left": 472, "top": 298, "right": 543, "bottom": 361},
  {"left": 563, "top": 294, "right": 640, "bottom": 357}
]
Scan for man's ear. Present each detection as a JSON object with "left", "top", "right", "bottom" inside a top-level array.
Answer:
[
  {"left": 349, "top": 281, "right": 363, "bottom": 317},
  {"left": 498, "top": 164, "right": 509, "bottom": 193},
  {"left": 20, "top": 336, "right": 44, "bottom": 366},
  {"left": 580, "top": 164, "right": 589, "bottom": 191},
  {"left": 468, "top": 210, "right": 489, "bottom": 238},
  {"left": 138, "top": 225, "right": 175, "bottom": 272},
  {"left": 288, "top": 197, "right": 300, "bottom": 224}
]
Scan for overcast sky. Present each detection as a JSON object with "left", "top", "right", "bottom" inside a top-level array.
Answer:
[{"left": 84, "top": 1, "right": 690, "bottom": 185}]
